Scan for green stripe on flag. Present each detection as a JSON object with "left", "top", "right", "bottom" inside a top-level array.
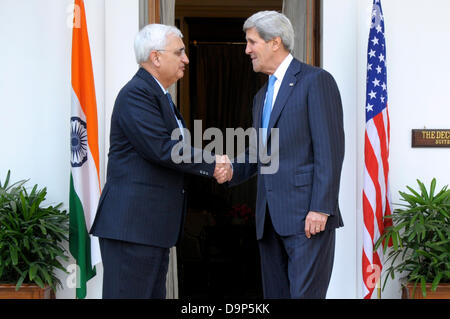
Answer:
[{"left": 69, "top": 174, "right": 96, "bottom": 299}]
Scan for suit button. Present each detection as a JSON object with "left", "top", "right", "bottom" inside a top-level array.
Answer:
[{"left": 182, "top": 189, "right": 185, "bottom": 194}]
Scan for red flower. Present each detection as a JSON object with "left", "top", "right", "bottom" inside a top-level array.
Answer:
[{"left": 227, "top": 204, "right": 254, "bottom": 220}]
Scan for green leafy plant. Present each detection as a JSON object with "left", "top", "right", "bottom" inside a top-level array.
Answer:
[
  {"left": 0, "top": 170, "right": 69, "bottom": 291},
  {"left": 375, "top": 178, "right": 450, "bottom": 298}
]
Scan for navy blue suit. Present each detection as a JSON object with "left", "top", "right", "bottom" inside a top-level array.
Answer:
[
  {"left": 90, "top": 68, "right": 215, "bottom": 298},
  {"left": 231, "top": 58, "right": 345, "bottom": 298}
]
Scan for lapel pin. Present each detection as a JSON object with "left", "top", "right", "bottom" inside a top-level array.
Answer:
[{"left": 289, "top": 83, "right": 294, "bottom": 87}]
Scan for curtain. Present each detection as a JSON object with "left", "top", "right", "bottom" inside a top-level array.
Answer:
[
  {"left": 159, "top": 0, "right": 178, "bottom": 300},
  {"left": 189, "top": 43, "right": 266, "bottom": 221},
  {"left": 194, "top": 44, "right": 256, "bottom": 132},
  {"left": 283, "top": 0, "right": 307, "bottom": 62},
  {"left": 138, "top": 0, "right": 148, "bottom": 30},
  {"left": 160, "top": 0, "right": 177, "bottom": 100},
  {"left": 282, "top": 0, "right": 318, "bottom": 65}
]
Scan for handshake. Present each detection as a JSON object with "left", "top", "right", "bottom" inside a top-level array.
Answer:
[{"left": 214, "top": 155, "right": 233, "bottom": 184}]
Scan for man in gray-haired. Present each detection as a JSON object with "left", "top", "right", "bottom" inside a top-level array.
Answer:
[
  {"left": 90, "top": 24, "right": 231, "bottom": 298},
  {"left": 229, "top": 11, "right": 345, "bottom": 298}
]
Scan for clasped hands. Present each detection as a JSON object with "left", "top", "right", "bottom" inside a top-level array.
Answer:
[{"left": 214, "top": 155, "right": 233, "bottom": 184}]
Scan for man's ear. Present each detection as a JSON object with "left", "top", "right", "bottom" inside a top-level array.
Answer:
[
  {"left": 271, "top": 36, "right": 283, "bottom": 51},
  {"left": 149, "top": 50, "right": 160, "bottom": 67}
]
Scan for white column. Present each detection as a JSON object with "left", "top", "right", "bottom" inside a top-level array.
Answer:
[
  {"left": 322, "top": 0, "right": 359, "bottom": 299},
  {"left": 104, "top": 0, "right": 140, "bottom": 169}
]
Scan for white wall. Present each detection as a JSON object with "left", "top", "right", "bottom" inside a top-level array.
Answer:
[
  {"left": 381, "top": 0, "right": 450, "bottom": 297},
  {"left": 322, "top": 0, "right": 358, "bottom": 299},
  {"left": 384, "top": 0, "right": 450, "bottom": 190},
  {"left": 105, "top": 0, "right": 140, "bottom": 158},
  {"left": 322, "top": 0, "right": 450, "bottom": 299},
  {"left": 0, "top": 0, "right": 72, "bottom": 208},
  {"left": 0, "top": 0, "right": 80, "bottom": 298},
  {"left": 0, "top": 0, "right": 139, "bottom": 298}
]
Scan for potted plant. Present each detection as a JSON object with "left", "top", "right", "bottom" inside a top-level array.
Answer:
[
  {"left": 375, "top": 178, "right": 450, "bottom": 299},
  {"left": 0, "top": 171, "right": 69, "bottom": 299}
]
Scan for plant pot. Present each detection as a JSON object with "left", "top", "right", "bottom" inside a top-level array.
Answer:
[
  {"left": 402, "top": 283, "right": 450, "bottom": 299},
  {"left": 0, "top": 284, "right": 53, "bottom": 299}
]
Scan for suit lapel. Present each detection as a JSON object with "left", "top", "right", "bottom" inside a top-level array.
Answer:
[
  {"left": 255, "top": 82, "right": 268, "bottom": 130},
  {"left": 136, "top": 68, "right": 182, "bottom": 135},
  {"left": 165, "top": 94, "right": 187, "bottom": 132},
  {"left": 160, "top": 94, "right": 186, "bottom": 144},
  {"left": 254, "top": 82, "right": 267, "bottom": 131},
  {"left": 266, "top": 59, "right": 302, "bottom": 141},
  {"left": 171, "top": 101, "right": 186, "bottom": 128}
]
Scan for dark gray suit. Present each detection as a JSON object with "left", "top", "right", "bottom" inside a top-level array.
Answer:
[{"left": 231, "top": 58, "right": 345, "bottom": 298}]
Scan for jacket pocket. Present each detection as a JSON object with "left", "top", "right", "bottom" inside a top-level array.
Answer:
[{"left": 294, "top": 171, "right": 313, "bottom": 187}]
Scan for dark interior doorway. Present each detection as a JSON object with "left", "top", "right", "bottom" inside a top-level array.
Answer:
[{"left": 176, "top": 17, "right": 267, "bottom": 299}]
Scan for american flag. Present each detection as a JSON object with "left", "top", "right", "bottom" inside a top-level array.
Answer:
[{"left": 362, "top": 0, "right": 392, "bottom": 299}]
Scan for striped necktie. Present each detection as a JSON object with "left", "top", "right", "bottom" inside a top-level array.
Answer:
[
  {"left": 166, "top": 92, "right": 180, "bottom": 120},
  {"left": 166, "top": 92, "right": 185, "bottom": 140}
]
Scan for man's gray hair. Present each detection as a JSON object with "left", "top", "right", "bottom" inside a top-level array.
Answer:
[
  {"left": 134, "top": 24, "right": 183, "bottom": 64},
  {"left": 243, "top": 11, "right": 295, "bottom": 52}
]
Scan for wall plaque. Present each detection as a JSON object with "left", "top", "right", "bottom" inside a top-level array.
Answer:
[{"left": 412, "top": 129, "right": 450, "bottom": 147}]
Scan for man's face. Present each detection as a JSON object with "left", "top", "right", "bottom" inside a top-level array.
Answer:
[
  {"left": 158, "top": 34, "right": 189, "bottom": 86},
  {"left": 245, "top": 27, "right": 273, "bottom": 74}
]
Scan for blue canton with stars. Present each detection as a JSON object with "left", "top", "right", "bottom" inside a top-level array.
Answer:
[{"left": 365, "top": 0, "right": 388, "bottom": 122}]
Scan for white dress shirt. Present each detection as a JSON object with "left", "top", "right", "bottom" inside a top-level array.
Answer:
[{"left": 264, "top": 53, "right": 294, "bottom": 111}]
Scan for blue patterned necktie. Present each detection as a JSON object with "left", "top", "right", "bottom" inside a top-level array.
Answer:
[
  {"left": 166, "top": 92, "right": 179, "bottom": 119},
  {"left": 261, "top": 75, "right": 277, "bottom": 144}
]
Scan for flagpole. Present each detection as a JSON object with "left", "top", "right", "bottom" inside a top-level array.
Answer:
[{"left": 377, "top": 277, "right": 382, "bottom": 299}]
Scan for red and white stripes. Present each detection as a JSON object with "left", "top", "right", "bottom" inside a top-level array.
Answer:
[{"left": 362, "top": 107, "right": 392, "bottom": 299}]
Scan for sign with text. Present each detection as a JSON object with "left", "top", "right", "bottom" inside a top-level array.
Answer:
[{"left": 412, "top": 129, "right": 450, "bottom": 147}]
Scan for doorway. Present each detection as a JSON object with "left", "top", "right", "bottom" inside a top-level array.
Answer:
[
  {"left": 177, "top": 17, "right": 265, "bottom": 299},
  {"left": 175, "top": 1, "right": 282, "bottom": 299}
]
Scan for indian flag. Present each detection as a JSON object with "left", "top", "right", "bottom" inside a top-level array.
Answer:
[{"left": 69, "top": 0, "right": 101, "bottom": 299}]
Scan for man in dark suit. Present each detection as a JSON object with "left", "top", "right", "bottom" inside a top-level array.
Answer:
[
  {"left": 90, "top": 24, "right": 231, "bottom": 299},
  {"left": 226, "top": 11, "right": 345, "bottom": 298}
]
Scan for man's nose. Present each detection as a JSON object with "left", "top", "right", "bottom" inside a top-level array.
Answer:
[
  {"left": 182, "top": 53, "right": 189, "bottom": 64},
  {"left": 245, "top": 43, "right": 251, "bottom": 55}
]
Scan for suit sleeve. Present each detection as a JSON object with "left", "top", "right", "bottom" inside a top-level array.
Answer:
[
  {"left": 229, "top": 148, "right": 258, "bottom": 186},
  {"left": 307, "top": 70, "right": 345, "bottom": 216},
  {"left": 228, "top": 95, "right": 260, "bottom": 186},
  {"left": 117, "top": 86, "right": 216, "bottom": 177}
]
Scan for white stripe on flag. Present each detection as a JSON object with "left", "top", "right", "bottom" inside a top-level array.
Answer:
[
  {"left": 71, "top": 88, "right": 101, "bottom": 266},
  {"left": 366, "top": 119, "right": 386, "bottom": 235},
  {"left": 363, "top": 166, "right": 376, "bottom": 216}
]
